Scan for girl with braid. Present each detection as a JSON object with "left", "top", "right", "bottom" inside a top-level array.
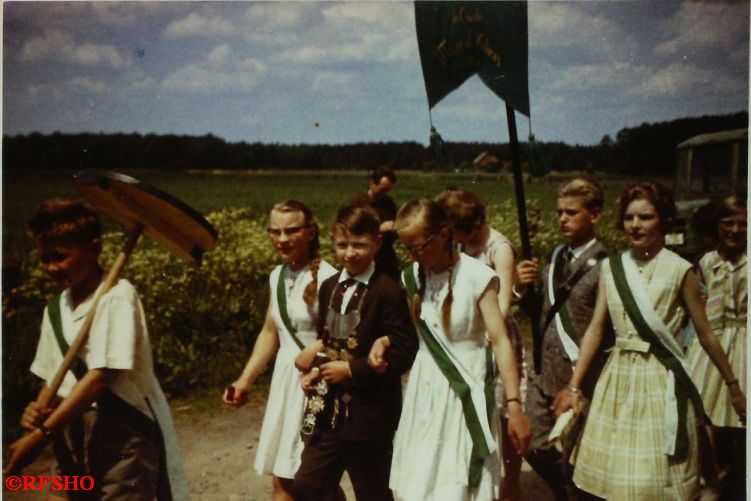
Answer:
[
  {"left": 370, "top": 199, "right": 530, "bottom": 501},
  {"left": 224, "top": 200, "right": 337, "bottom": 501},
  {"left": 436, "top": 188, "right": 525, "bottom": 501}
]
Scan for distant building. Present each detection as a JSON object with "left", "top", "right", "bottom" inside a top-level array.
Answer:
[{"left": 473, "top": 151, "right": 501, "bottom": 171}]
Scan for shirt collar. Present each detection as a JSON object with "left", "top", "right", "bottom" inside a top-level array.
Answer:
[
  {"left": 713, "top": 251, "right": 747, "bottom": 272},
  {"left": 569, "top": 238, "right": 597, "bottom": 260},
  {"left": 339, "top": 261, "right": 375, "bottom": 285}
]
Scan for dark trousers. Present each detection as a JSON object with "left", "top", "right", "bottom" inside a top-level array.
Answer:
[
  {"left": 293, "top": 430, "right": 394, "bottom": 501},
  {"left": 524, "top": 375, "right": 599, "bottom": 501}
]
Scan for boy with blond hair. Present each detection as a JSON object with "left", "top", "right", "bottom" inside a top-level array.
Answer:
[
  {"left": 5, "top": 199, "right": 188, "bottom": 500},
  {"left": 515, "top": 178, "right": 612, "bottom": 501}
]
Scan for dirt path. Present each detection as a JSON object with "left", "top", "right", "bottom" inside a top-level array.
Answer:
[{"left": 4, "top": 394, "right": 554, "bottom": 500}]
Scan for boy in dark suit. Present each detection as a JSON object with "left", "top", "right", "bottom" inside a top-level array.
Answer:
[
  {"left": 515, "top": 178, "right": 612, "bottom": 501},
  {"left": 293, "top": 204, "right": 417, "bottom": 501}
]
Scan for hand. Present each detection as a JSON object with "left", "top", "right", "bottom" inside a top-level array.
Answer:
[
  {"left": 367, "top": 336, "right": 391, "bottom": 374},
  {"left": 506, "top": 405, "right": 531, "bottom": 455},
  {"left": 20, "top": 401, "right": 53, "bottom": 432},
  {"left": 295, "top": 340, "right": 323, "bottom": 372},
  {"left": 300, "top": 368, "right": 321, "bottom": 393},
  {"left": 552, "top": 387, "right": 581, "bottom": 417},
  {"left": 515, "top": 259, "right": 539, "bottom": 294},
  {"left": 222, "top": 382, "right": 249, "bottom": 407},
  {"left": 319, "top": 361, "right": 351, "bottom": 384},
  {"left": 729, "top": 386, "right": 746, "bottom": 423},
  {"left": 3, "top": 429, "right": 46, "bottom": 475}
]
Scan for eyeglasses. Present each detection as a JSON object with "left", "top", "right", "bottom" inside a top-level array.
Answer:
[
  {"left": 401, "top": 233, "right": 437, "bottom": 254},
  {"left": 266, "top": 225, "right": 309, "bottom": 238}
]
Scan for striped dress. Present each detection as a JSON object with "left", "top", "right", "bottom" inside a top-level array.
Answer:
[
  {"left": 688, "top": 250, "right": 747, "bottom": 428},
  {"left": 572, "top": 248, "right": 699, "bottom": 501}
]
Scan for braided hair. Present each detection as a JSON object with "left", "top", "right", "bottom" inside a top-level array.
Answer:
[
  {"left": 395, "top": 199, "right": 455, "bottom": 331},
  {"left": 270, "top": 200, "right": 321, "bottom": 306}
]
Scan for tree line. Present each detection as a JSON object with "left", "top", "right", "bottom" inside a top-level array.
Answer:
[{"left": 3, "top": 112, "right": 746, "bottom": 174}]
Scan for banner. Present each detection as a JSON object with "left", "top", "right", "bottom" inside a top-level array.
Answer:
[{"left": 415, "top": 1, "right": 529, "bottom": 116}]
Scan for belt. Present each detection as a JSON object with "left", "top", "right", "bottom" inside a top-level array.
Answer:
[{"left": 613, "top": 337, "right": 651, "bottom": 353}]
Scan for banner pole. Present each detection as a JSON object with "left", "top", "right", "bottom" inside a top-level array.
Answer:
[
  {"left": 505, "top": 103, "right": 532, "bottom": 259},
  {"left": 505, "top": 103, "right": 542, "bottom": 373}
]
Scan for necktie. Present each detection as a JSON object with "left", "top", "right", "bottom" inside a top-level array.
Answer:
[{"left": 332, "top": 278, "right": 357, "bottom": 313}]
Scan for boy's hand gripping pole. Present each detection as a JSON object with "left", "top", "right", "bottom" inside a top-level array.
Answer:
[{"left": 37, "top": 224, "right": 143, "bottom": 408}]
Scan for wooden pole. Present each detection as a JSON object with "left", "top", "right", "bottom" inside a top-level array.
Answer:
[
  {"left": 38, "top": 224, "right": 144, "bottom": 407},
  {"left": 505, "top": 103, "right": 542, "bottom": 373}
]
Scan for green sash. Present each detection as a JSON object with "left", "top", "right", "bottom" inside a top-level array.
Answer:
[
  {"left": 550, "top": 246, "right": 579, "bottom": 346},
  {"left": 403, "top": 264, "right": 496, "bottom": 488},
  {"left": 276, "top": 264, "right": 305, "bottom": 350},
  {"left": 47, "top": 296, "right": 87, "bottom": 380},
  {"left": 610, "top": 254, "right": 707, "bottom": 460},
  {"left": 45, "top": 295, "right": 165, "bottom": 447}
]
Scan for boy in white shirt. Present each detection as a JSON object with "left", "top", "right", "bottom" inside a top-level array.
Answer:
[{"left": 5, "top": 199, "right": 188, "bottom": 500}]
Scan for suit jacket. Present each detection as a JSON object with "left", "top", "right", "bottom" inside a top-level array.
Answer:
[
  {"left": 525, "top": 241, "right": 613, "bottom": 398},
  {"left": 315, "top": 268, "right": 417, "bottom": 442}
]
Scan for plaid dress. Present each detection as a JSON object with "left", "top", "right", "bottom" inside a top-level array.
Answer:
[
  {"left": 572, "top": 248, "right": 699, "bottom": 500},
  {"left": 687, "top": 250, "right": 747, "bottom": 428}
]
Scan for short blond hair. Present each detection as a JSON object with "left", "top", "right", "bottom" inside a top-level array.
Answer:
[{"left": 557, "top": 177, "right": 604, "bottom": 212}]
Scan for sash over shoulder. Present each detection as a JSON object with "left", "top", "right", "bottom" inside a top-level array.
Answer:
[
  {"left": 402, "top": 263, "right": 496, "bottom": 489},
  {"left": 609, "top": 252, "right": 707, "bottom": 460}
]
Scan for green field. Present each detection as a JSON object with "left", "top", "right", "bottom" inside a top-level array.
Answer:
[{"left": 3, "top": 168, "right": 629, "bottom": 260}]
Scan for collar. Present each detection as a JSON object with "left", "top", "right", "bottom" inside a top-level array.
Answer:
[
  {"left": 63, "top": 282, "right": 103, "bottom": 322},
  {"left": 569, "top": 238, "right": 597, "bottom": 260},
  {"left": 713, "top": 251, "right": 747, "bottom": 272},
  {"left": 339, "top": 261, "right": 375, "bottom": 285}
]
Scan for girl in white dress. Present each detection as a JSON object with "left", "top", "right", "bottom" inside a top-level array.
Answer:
[
  {"left": 554, "top": 183, "right": 746, "bottom": 500},
  {"left": 223, "top": 200, "right": 337, "bottom": 501},
  {"left": 436, "top": 188, "right": 525, "bottom": 501},
  {"left": 687, "top": 194, "right": 747, "bottom": 497},
  {"left": 371, "top": 199, "right": 530, "bottom": 501}
]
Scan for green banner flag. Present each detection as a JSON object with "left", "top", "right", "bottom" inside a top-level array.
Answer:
[{"left": 415, "top": 1, "right": 529, "bottom": 116}]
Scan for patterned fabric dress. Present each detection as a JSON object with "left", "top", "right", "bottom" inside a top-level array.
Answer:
[
  {"left": 464, "top": 227, "right": 526, "bottom": 415},
  {"left": 688, "top": 250, "right": 747, "bottom": 428},
  {"left": 572, "top": 248, "right": 700, "bottom": 500},
  {"left": 253, "top": 261, "right": 337, "bottom": 479},
  {"left": 390, "top": 254, "right": 501, "bottom": 501}
]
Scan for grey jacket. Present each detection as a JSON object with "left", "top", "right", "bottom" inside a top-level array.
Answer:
[{"left": 531, "top": 240, "right": 613, "bottom": 398}]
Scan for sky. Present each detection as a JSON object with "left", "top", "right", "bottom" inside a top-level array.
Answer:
[{"left": 3, "top": 1, "right": 749, "bottom": 146}]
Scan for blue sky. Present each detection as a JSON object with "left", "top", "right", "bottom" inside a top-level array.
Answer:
[{"left": 3, "top": 1, "right": 748, "bottom": 146}]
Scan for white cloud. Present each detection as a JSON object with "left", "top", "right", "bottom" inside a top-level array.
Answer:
[
  {"left": 245, "top": 2, "right": 323, "bottom": 29},
  {"left": 311, "top": 71, "right": 355, "bottom": 92},
  {"left": 19, "top": 30, "right": 126, "bottom": 68},
  {"left": 529, "top": 3, "right": 633, "bottom": 56},
  {"left": 19, "top": 31, "right": 71, "bottom": 62},
  {"left": 66, "top": 76, "right": 108, "bottom": 94},
  {"left": 655, "top": 2, "right": 748, "bottom": 57},
  {"left": 70, "top": 43, "right": 125, "bottom": 68},
  {"left": 548, "top": 62, "right": 644, "bottom": 93},
  {"left": 634, "top": 61, "right": 740, "bottom": 97},
  {"left": 162, "top": 46, "right": 267, "bottom": 92},
  {"left": 164, "top": 12, "right": 236, "bottom": 38},
  {"left": 207, "top": 45, "right": 233, "bottom": 65}
]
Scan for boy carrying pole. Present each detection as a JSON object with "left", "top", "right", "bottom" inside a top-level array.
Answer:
[
  {"left": 514, "top": 179, "right": 612, "bottom": 501},
  {"left": 5, "top": 199, "right": 188, "bottom": 500}
]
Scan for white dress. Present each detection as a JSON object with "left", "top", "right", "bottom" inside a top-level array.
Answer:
[
  {"left": 390, "top": 254, "right": 501, "bottom": 501},
  {"left": 253, "top": 260, "right": 337, "bottom": 479}
]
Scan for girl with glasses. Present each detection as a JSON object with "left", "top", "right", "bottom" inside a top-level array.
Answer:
[
  {"left": 372, "top": 198, "right": 530, "bottom": 501},
  {"left": 223, "top": 200, "right": 337, "bottom": 501}
]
